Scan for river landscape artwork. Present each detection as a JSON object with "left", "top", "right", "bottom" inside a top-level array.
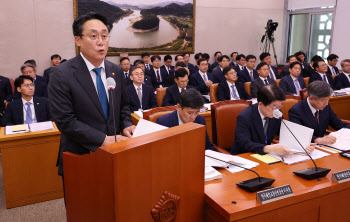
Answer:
[{"left": 74, "top": 0, "right": 195, "bottom": 55}]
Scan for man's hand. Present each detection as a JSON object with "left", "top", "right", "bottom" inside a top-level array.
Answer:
[
  {"left": 264, "top": 144, "right": 293, "bottom": 156},
  {"left": 205, "top": 80, "right": 213, "bottom": 86},
  {"left": 314, "top": 135, "right": 337, "bottom": 145},
  {"left": 103, "top": 135, "right": 129, "bottom": 146},
  {"left": 305, "top": 143, "right": 316, "bottom": 154},
  {"left": 123, "top": 125, "right": 136, "bottom": 138}
]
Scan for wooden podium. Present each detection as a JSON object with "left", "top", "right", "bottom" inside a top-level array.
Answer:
[{"left": 63, "top": 123, "right": 205, "bottom": 222}]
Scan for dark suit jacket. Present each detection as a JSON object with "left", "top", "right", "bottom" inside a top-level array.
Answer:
[
  {"left": 211, "top": 61, "right": 219, "bottom": 70},
  {"left": 43, "top": 67, "right": 51, "bottom": 83},
  {"left": 238, "top": 68, "right": 259, "bottom": 83},
  {"left": 217, "top": 81, "right": 251, "bottom": 101},
  {"left": 250, "top": 77, "right": 276, "bottom": 98},
  {"left": 231, "top": 103, "right": 281, "bottom": 154},
  {"left": 156, "top": 110, "right": 214, "bottom": 150},
  {"left": 279, "top": 75, "right": 306, "bottom": 95},
  {"left": 123, "top": 72, "right": 133, "bottom": 86},
  {"left": 280, "top": 65, "right": 290, "bottom": 78},
  {"left": 0, "top": 75, "right": 13, "bottom": 102},
  {"left": 160, "top": 65, "right": 175, "bottom": 76},
  {"left": 146, "top": 68, "right": 168, "bottom": 89},
  {"left": 144, "top": 63, "right": 153, "bottom": 72},
  {"left": 48, "top": 54, "right": 132, "bottom": 175},
  {"left": 14, "top": 79, "right": 48, "bottom": 99},
  {"left": 334, "top": 73, "right": 350, "bottom": 90},
  {"left": 213, "top": 69, "right": 226, "bottom": 83},
  {"left": 234, "top": 65, "right": 245, "bottom": 75},
  {"left": 126, "top": 84, "right": 157, "bottom": 111},
  {"left": 35, "top": 75, "right": 46, "bottom": 83},
  {"left": 270, "top": 65, "right": 280, "bottom": 79},
  {"left": 162, "top": 84, "right": 194, "bottom": 107},
  {"left": 229, "top": 61, "right": 237, "bottom": 67},
  {"left": 326, "top": 66, "right": 339, "bottom": 76},
  {"left": 2, "top": 97, "right": 51, "bottom": 126},
  {"left": 309, "top": 72, "right": 335, "bottom": 89},
  {"left": 303, "top": 64, "right": 316, "bottom": 78},
  {"left": 288, "top": 99, "right": 350, "bottom": 142},
  {"left": 189, "top": 71, "right": 215, "bottom": 95},
  {"left": 186, "top": 63, "right": 195, "bottom": 74}
]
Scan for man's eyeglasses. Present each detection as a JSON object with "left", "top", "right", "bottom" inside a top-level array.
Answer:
[
  {"left": 22, "top": 83, "right": 35, "bottom": 88},
  {"left": 81, "top": 34, "right": 110, "bottom": 42}
]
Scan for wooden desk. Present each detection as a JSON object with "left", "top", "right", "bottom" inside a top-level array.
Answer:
[
  {"left": 0, "top": 125, "right": 63, "bottom": 208},
  {"left": 329, "top": 95, "right": 350, "bottom": 120},
  {"left": 131, "top": 111, "right": 213, "bottom": 141},
  {"left": 205, "top": 153, "right": 350, "bottom": 221}
]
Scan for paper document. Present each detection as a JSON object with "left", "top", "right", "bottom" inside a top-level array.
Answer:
[
  {"left": 269, "top": 149, "right": 330, "bottom": 165},
  {"left": 5, "top": 124, "right": 29, "bottom": 135},
  {"left": 29, "top": 121, "right": 54, "bottom": 132},
  {"left": 134, "top": 110, "right": 143, "bottom": 118},
  {"left": 328, "top": 128, "right": 350, "bottom": 151},
  {"left": 132, "top": 118, "right": 168, "bottom": 137},
  {"left": 279, "top": 120, "right": 314, "bottom": 153},
  {"left": 205, "top": 166, "right": 222, "bottom": 182},
  {"left": 251, "top": 154, "right": 281, "bottom": 164}
]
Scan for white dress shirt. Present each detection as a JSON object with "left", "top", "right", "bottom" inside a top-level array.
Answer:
[
  {"left": 177, "top": 111, "right": 184, "bottom": 125},
  {"left": 153, "top": 68, "right": 162, "bottom": 82},
  {"left": 22, "top": 97, "right": 37, "bottom": 123},
  {"left": 318, "top": 72, "right": 329, "bottom": 84},
  {"left": 307, "top": 97, "right": 318, "bottom": 116},
  {"left": 199, "top": 71, "right": 209, "bottom": 82}
]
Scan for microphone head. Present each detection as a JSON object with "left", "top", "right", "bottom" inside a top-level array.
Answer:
[
  {"left": 106, "top": 77, "right": 116, "bottom": 90},
  {"left": 273, "top": 109, "right": 283, "bottom": 119}
]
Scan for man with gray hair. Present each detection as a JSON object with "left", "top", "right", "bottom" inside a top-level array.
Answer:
[
  {"left": 334, "top": 59, "right": 350, "bottom": 90},
  {"left": 289, "top": 81, "right": 350, "bottom": 145}
]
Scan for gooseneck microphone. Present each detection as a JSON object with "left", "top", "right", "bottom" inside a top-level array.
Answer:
[
  {"left": 205, "top": 155, "right": 275, "bottom": 192},
  {"left": 107, "top": 77, "right": 117, "bottom": 143},
  {"left": 273, "top": 110, "right": 330, "bottom": 180}
]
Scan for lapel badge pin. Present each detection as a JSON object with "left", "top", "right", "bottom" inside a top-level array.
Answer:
[{"left": 112, "top": 72, "right": 115, "bottom": 76}]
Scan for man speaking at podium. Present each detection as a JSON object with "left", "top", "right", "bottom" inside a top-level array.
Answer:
[{"left": 48, "top": 13, "right": 134, "bottom": 181}]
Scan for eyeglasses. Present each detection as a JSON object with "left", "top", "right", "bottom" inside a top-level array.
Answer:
[
  {"left": 178, "top": 80, "right": 189, "bottom": 84},
  {"left": 81, "top": 34, "right": 110, "bottom": 42},
  {"left": 22, "top": 83, "right": 35, "bottom": 88},
  {"left": 133, "top": 73, "right": 144, "bottom": 76},
  {"left": 268, "top": 105, "right": 283, "bottom": 110}
]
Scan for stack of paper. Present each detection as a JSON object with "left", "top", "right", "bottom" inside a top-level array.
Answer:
[
  {"left": 5, "top": 124, "right": 29, "bottom": 135},
  {"left": 30, "top": 121, "right": 54, "bottom": 132},
  {"left": 269, "top": 149, "right": 330, "bottom": 165},
  {"left": 328, "top": 128, "right": 350, "bottom": 151},
  {"left": 205, "top": 166, "right": 222, "bottom": 182},
  {"left": 132, "top": 118, "right": 168, "bottom": 137}
]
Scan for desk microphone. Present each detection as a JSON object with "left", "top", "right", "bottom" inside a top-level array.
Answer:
[
  {"left": 273, "top": 110, "right": 330, "bottom": 180},
  {"left": 107, "top": 77, "right": 117, "bottom": 143},
  {"left": 205, "top": 155, "right": 275, "bottom": 192}
]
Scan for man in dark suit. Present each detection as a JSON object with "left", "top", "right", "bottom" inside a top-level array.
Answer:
[
  {"left": 161, "top": 55, "right": 175, "bottom": 87},
  {"left": 326, "top": 54, "right": 340, "bottom": 76},
  {"left": 145, "top": 55, "right": 168, "bottom": 89},
  {"left": 217, "top": 66, "right": 251, "bottom": 101},
  {"left": 141, "top": 52, "right": 153, "bottom": 71},
  {"left": 238, "top": 55, "right": 258, "bottom": 83},
  {"left": 120, "top": 57, "right": 133, "bottom": 86},
  {"left": 234, "top": 54, "right": 246, "bottom": 74},
  {"left": 24, "top": 59, "right": 46, "bottom": 83},
  {"left": 202, "top": 53, "right": 212, "bottom": 72},
  {"left": 335, "top": 59, "right": 350, "bottom": 90},
  {"left": 183, "top": 53, "right": 195, "bottom": 72},
  {"left": 126, "top": 67, "right": 157, "bottom": 111},
  {"left": 211, "top": 51, "right": 222, "bottom": 70},
  {"left": 191, "top": 53, "right": 202, "bottom": 74},
  {"left": 231, "top": 85, "right": 314, "bottom": 155},
  {"left": 212, "top": 55, "right": 230, "bottom": 83},
  {"left": 309, "top": 60, "right": 335, "bottom": 89},
  {"left": 133, "top": 60, "right": 152, "bottom": 86},
  {"left": 302, "top": 55, "right": 322, "bottom": 78},
  {"left": 162, "top": 68, "right": 194, "bottom": 107},
  {"left": 294, "top": 51, "right": 308, "bottom": 69},
  {"left": 279, "top": 55, "right": 298, "bottom": 78},
  {"left": 229, "top": 52, "right": 238, "bottom": 67},
  {"left": 48, "top": 13, "right": 135, "bottom": 179},
  {"left": 3, "top": 76, "right": 51, "bottom": 126},
  {"left": 43, "top": 54, "right": 61, "bottom": 83},
  {"left": 189, "top": 58, "right": 215, "bottom": 102},
  {"left": 157, "top": 88, "right": 214, "bottom": 150},
  {"left": 259, "top": 52, "right": 280, "bottom": 80},
  {"left": 250, "top": 62, "right": 276, "bottom": 98},
  {"left": 289, "top": 81, "right": 350, "bottom": 144},
  {"left": 0, "top": 75, "right": 13, "bottom": 124},
  {"left": 279, "top": 62, "right": 306, "bottom": 95}
]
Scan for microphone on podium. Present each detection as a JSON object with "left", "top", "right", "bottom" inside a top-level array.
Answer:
[
  {"left": 107, "top": 77, "right": 117, "bottom": 143},
  {"left": 273, "top": 110, "right": 330, "bottom": 180}
]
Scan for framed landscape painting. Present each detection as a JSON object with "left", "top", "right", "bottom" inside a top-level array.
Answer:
[{"left": 73, "top": 0, "right": 196, "bottom": 55}]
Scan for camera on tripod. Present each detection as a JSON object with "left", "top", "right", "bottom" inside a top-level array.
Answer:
[{"left": 261, "top": 19, "right": 279, "bottom": 43}]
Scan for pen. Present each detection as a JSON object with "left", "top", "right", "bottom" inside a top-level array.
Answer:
[{"left": 280, "top": 156, "right": 284, "bottom": 162}]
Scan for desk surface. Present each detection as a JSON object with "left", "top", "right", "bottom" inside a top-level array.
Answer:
[{"left": 205, "top": 152, "right": 350, "bottom": 221}]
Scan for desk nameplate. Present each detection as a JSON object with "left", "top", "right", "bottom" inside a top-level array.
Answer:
[
  {"left": 256, "top": 185, "right": 294, "bottom": 204},
  {"left": 332, "top": 169, "right": 350, "bottom": 183}
]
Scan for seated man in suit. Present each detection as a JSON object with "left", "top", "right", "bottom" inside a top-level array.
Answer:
[
  {"left": 191, "top": 52, "right": 203, "bottom": 74},
  {"left": 335, "top": 59, "right": 350, "bottom": 90},
  {"left": 234, "top": 54, "right": 246, "bottom": 74},
  {"left": 146, "top": 55, "right": 168, "bottom": 89},
  {"left": 302, "top": 55, "right": 322, "bottom": 78},
  {"left": 326, "top": 54, "right": 340, "bottom": 75},
  {"left": 259, "top": 52, "right": 280, "bottom": 80},
  {"left": 289, "top": 81, "right": 350, "bottom": 145},
  {"left": 279, "top": 55, "right": 298, "bottom": 78},
  {"left": 217, "top": 66, "right": 251, "bottom": 101},
  {"left": 212, "top": 55, "right": 230, "bottom": 83},
  {"left": 189, "top": 58, "right": 215, "bottom": 102},
  {"left": 120, "top": 57, "right": 132, "bottom": 85},
  {"left": 231, "top": 84, "right": 314, "bottom": 155},
  {"left": 294, "top": 51, "right": 308, "bottom": 69},
  {"left": 230, "top": 52, "right": 238, "bottom": 67},
  {"left": 175, "top": 54, "right": 184, "bottom": 63},
  {"left": 157, "top": 88, "right": 214, "bottom": 150},
  {"left": 309, "top": 60, "right": 335, "bottom": 89},
  {"left": 141, "top": 52, "right": 153, "bottom": 71},
  {"left": 211, "top": 51, "right": 222, "bottom": 70},
  {"left": 161, "top": 55, "right": 175, "bottom": 87},
  {"left": 0, "top": 75, "right": 13, "bottom": 125},
  {"left": 250, "top": 62, "right": 276, "bottom": 98},
  {"left": 14, "top": 63, "right": 48, "bottom": 99},
  {"left": 202, "top": 53, "right": 212, "bottom": 72},
  {"left": 43, "top": 54, "right": 61, "bottom": 83},
  {"left": 183, "top": 53, "right": 195, "bottom": 72},
  {"left": 24, "top": 59, "right": 46, "bottom": 83},
  {"left": 126, "top": 67, "right": 157, "bottom": 112},
  {"left": 134, "top": 60, "right": 152, "bottom": 86},
  {"left": 279, "top": 61, "right": 306, "bottom": 95},
  {"left": 238, "top": 54, "right": 258, "bottom": 83},
  {"left": 3, "top": 75, "right": 51, "bottom": 126},
  {"left": 162, "top": 68, "right": 194, "bottom": 107}
]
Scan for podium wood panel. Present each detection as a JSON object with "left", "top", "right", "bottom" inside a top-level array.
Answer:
[
  {"left": 0, "top": 125, "right": 63, "bottom": 208},
  {"left": 329, "top": 95, "right": 350, "bottom": 121},
  {"left": 64, "top": 123, "right": 205, "bottom": 222}
]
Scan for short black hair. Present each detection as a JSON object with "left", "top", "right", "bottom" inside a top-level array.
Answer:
[
  {"left": 327, "top": 54, "right": 339, "bottom": 61},
  {"left": 175, "top": 68, "right": 188, "bottom": 79},
  {"left": 183, "top": 53, "right": 190, "bottom": 57},
  {"left": 287, "top": 55, "right": 297, "bottom": 62},
  {"left": 24, "top": 59, "right": 36, "bottom": 67},
  {"left": 294, "top": 51, "right": 306, "bottom": 57},
  {"left": 313, "top": 59, "right": 325, "bottom": 69},
  {"left": 245, "top": 55, "right": 256, "bottom": 62},
  {"left": 151, "top": 55, "right": 161, "bottom": 62},
  {"left": 179, "top": 88, "right": 204, "bottom": 109},
  {"left": 194, "top": 53, "right": 202, "bottom": 60},
  {"left": 236, "top": 54, "right": 246, "bottom": 61},
  {"left": 175, "top": 62, "right": 186, "bottom": 68},
  {"left": 51, "top": 54, "right": 61, "bottom": 60},
  {"left": 120, "top": 57, "right": 130, "bottom": 64},
  {"left": 289, "top": 61, "right": 302, "bottom": 69},
  {"left": 197, "top": 58, "right": 207, "bottom": 66},
  {"left": 61, "top": 59, "right": 67, "bottom": 63},
  {"left": 311, "top": 55, "right": 323, "bottom": 63},
  {"left": 223, "top": 66, "right": 235, "bottom": 75},
  {"left": 257, "top": 85, "right": 286, "bottom": 106},
  {"left": 164, "top": 54, "right": 172, "bottom": 61},
  {"left": 141, "top": 52, "right": 150, "bottom": 58},
  {"left": 308, "top": 81, "right": 333, "bottom": 98},
  {"left": 218, "top": 55, "right": 230, "bottom": 62},
  {"left": 175, "top": 54, "right": 183, "bottom": 61},
  {"left": 214, "top": 51, "right": 222, "bottom": 57},
  {"left": 202, "top": 53, "right": 210, "bottom": 60},
  {"left": 256, "top": 62, "right": 268, "bottom": 70},
  {"left": 134, "top": 59, "right": 145, "bottom": 66},
  {"left": 14, "top": 75, "right": 33, "bottom": 88},
  {"left": 259, "top": 52, "right": 271, "bottom": 61},
  {"left": 230, "top": 52, "right": 238, "bottom": 57},
  {"left": 72, "top": 12, "right": 112, "bottom": 37}
]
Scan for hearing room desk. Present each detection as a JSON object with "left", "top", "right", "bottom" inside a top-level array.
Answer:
[
  {"left": 0, "top": 125, "right": 63, "bottom": 208},
  {"left": 204, "top": 152, "right": 350, "bottom": 222}
]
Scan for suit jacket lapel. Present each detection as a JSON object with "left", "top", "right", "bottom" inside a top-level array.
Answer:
[
  {"left": 16, "top": 100, "right": 24, "bottom": 123},
  {"left": 302, "top": 100, "right": 318, "bottom": 131},
  {"left": 33, "top": 97, "right": 40, "bottom": 122},
  {"left": 252, "top": 105, "right": 265, "bottom": 143},
  {"left": 224, "top": 82, "right": 230, "bottom": 99}
]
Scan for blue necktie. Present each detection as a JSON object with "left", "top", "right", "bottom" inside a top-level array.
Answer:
[
  {"left": 231, "top": 84, "right": 239, "bottom": 100},
  {"left": 93, "top": 68, "right": 108, "bottom": 119},
  {"left": 264, "top": 79, "right": 269, "bottom": 85},
  {"left": 25, "top": 102, "right": 32, "bottom": 124},
  {"left": 322, "top": 74, "right": 327, "bottom": 83},
  {"left": 294, "top": 79, "right": 301, "bottom": 95}
]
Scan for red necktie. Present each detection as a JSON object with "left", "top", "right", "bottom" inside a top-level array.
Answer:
[
  {"left": 315, "top": 110, "right": 319, "bottom": 125},
  {"left": 156, "top": 70, "right": 160, "bottom": 82}
]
